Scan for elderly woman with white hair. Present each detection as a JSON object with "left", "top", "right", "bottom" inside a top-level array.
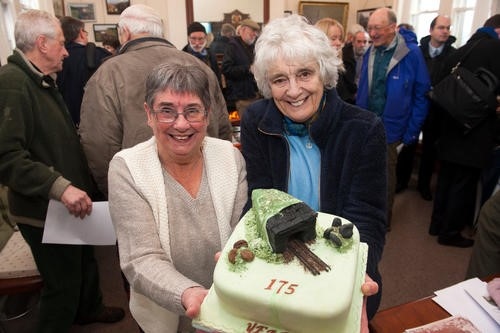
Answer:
[{"left": 240, "top": 14, "right": 387, "bottom": 325}]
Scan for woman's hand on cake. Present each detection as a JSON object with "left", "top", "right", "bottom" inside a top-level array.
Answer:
[
  {"left": 182, "top": 286, "right": 208, "bottom": 319},
  {"left": 360, "top": 274, "right": 379, "bottom": 333}
]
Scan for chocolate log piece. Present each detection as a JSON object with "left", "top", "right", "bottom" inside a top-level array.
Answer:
[{"left": 266, "top": 202, "right": 318, "bottom": 253}]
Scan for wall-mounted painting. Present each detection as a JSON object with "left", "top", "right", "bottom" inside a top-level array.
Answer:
[
  {"left": 357, "top": 7, "right": 392, "bottom": 30},
  {"left": 93, "top": 23, "right": 118, "bottom": 42},
  {"left": 298, "top": 1, "right": 349, "bottom": 28},
  {"left": 67, "top": 3, "right": 96, "bottom": 22},
  {"left": 106, "top": 0, "right": 130, "bottom": 15},
  {"left": 53, "top": 0, "right": 65, "bottom": 18}
]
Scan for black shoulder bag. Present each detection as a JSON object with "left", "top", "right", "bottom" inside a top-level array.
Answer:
[{"left": 428, "top": 39, "right": 498, "bottom": 133}]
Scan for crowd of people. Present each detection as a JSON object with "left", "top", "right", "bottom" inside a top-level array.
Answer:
[{"left": 0, "top": 4, "right": 498, "bottom": 333}]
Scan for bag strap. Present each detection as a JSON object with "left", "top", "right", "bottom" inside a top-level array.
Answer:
[
  {"left": 85, "top": 42, "right": 97, "bottom": 70},
  {"left": 451, "top": 38, "right": 484, "bottom": 73}
]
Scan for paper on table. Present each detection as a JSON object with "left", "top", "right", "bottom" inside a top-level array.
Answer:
[
  {"left": 42, "top": 200, "right": 116, "bottom": 245},
  {"left": 404, "top": 316, "right": 481, "bottom": 332},
  {"left": 432, "top": 278, "right": 500, "bottom": 333},
  {"left": 464, "top": 281, "right": 500, "bottom": 325}
]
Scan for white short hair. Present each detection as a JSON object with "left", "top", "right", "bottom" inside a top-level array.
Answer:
[{"left": 252, "top": 14, "right": 342, "bottom": 99}]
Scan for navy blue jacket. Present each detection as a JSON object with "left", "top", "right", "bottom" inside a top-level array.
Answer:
[
  {"left": 357, "top": 30, "right": 430, "bottom": 144},
  {"left": 57, "top": 42, "right": 110, "bottom": 125},
  {"left": 221, "top": 36, "right": 258, "bottom": 101},
  {"left": 241, "top": 89, "right": 387, "bottom": 318}
]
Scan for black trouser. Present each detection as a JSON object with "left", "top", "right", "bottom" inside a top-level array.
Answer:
[
  {"left": 396, "top": 143, "right": 417, "bottom": 188},
  {"left": 17, "top": 224, "right": 104, "bottom": 333},
  {"left": 430, "top": 161, "right": 480, "bottom": 239}
]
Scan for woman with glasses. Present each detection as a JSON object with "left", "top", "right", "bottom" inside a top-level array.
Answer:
[
  {"left": 240, "top": 14, "right": 386, "bottom": 329},
  {"left": 108, "top": 62, "right": 247, "bottom": 333}
]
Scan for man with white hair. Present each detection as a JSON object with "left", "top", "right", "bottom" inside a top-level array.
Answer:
[
  {"left": 0, "top": 9, "right": 124, "bottom": 331},
  {"left": 341, "top": 25, "right": 369, "bottom": 101},
  {"left": 80, "top": 4, "right": 232, "bottom": 196}
]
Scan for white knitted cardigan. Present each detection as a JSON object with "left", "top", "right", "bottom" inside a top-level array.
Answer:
[{"left": 116, "top": 136, "right": 239, "bottom": 333}]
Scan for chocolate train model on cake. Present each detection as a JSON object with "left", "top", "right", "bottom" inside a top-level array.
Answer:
[{"left": 193, "top": 189, "right": 368, "bottom": 333}]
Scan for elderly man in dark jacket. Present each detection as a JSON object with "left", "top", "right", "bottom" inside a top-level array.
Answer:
[
  {"left": 430, "top": 14, "right": 500, "bottom": 247},
  {"left": 0, "top": 10, "right": 124, "bottom": 331},
  {"left": 222, "top": 18, "right": 261, "bottom": 118}
]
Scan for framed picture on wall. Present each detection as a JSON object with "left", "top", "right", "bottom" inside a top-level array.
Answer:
[
  {"left": 357, "top": 7, "right": 392, "bottom": 30},
  {"left": 298, "top": 1, "right": 349, "bottom": 28},
  {"left": 93, "top": 24, "right": 118, "bottom": 42},
  {"left": 53, "top": 0, "right": 65, "bottom": 18},
  {"left": 67, "top": 3, "right": 96, "bottom": 22},
  {"left": 106, "top": 0, "right": 130, "bottom": 15}
]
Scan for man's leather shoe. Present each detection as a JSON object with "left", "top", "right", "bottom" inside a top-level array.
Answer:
[
  {"left": 438, "top": 235, "right": 474, "bottom": 248},
  {"left": 76, "top": 306, "right": 125, "bottom": 325}
]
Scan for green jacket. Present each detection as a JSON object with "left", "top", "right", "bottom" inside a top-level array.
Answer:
[{"left": 0, "top": 50, "right": 97, "bottom": 227}]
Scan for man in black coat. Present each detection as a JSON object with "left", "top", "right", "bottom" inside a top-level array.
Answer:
[
  {"left": 417, "top": 15, "right": 457, "bottom": 200},
  {"left": 56, "top": 16, "right": 110, "bottom": 126},
  {"left": 429, "top": 14, "right": 500, "bottom": 247},
  {"left": 221, "top": 19, "right": 261, "bottom": 118}
]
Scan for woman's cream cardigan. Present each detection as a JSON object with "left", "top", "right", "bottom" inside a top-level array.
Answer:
[{"left": 110, "top": 136, "right": 246, "bottom": 332}]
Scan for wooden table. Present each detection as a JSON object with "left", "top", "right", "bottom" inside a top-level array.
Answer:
[
  {"left": 369, "top": 275, "right": 499, "bottom": 332},
  {"left": 368, "top": 296, "right": 450, "bottom": 333}
]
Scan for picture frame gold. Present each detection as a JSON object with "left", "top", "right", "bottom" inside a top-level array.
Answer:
[
  {"left": 298, "top": 1, "right": 349, "bottom": 28},
  {"left": 106, "top": 0, "right": 130, "bottom": 15},
  {"left": 93, "top": 23, "right": 118, "bottom": 42},
  {"left": 67, "top": 2, "right": 96, "bottom": 22},
  {"left": 357, "top": 7, "right": 391, "bottom": 30},
  {"left": 53, "top": 0, "right": 65, "bottom": 18}
]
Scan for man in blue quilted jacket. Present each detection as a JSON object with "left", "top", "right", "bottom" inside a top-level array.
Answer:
[{"left": 356, "top": 7, "right": 430, "bottom": 230}]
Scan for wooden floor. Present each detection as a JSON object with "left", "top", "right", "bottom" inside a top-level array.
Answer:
[{"left": 1, "top": 177, "right": 474, "bottom": 332}]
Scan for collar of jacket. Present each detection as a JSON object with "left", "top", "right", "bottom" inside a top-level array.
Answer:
[
  {"left": 8, "top": 49, "right": 57, "bottom": 89},
  {"left": 257, "top": 89, "right": 342, "bottom": 147},
  {"left": 118, "top": 37, "right": 174, "bottom": 55},
  {"left": 419, "top": 34, "right": 457, "bottom": 53}
]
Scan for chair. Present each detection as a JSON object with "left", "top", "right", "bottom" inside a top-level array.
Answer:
[{"left": 0, "top": 230, "right": 42, "bottom": 332}]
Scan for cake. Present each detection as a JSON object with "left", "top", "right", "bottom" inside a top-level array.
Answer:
[{"left": 193, "top": 189, "right": 368, "bottom": 333}]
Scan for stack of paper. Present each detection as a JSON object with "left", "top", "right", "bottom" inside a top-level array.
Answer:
[{"left": 431, "top": 278, "right": 500, "bottom": 332}]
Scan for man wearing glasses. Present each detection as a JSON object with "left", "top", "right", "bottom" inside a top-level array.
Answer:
[
  {"left": 356, "top": 7, "right": 430, "bottom": 230},
  {"left": 182, "top": 22, "right": 219, "bottom": 81}
]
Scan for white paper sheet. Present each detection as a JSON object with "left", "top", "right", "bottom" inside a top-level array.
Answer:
[
  {"left": 464, "top": 281, "right": 500, "bottom": 326},
  {"left": 42, "top": 200, "right": 116, "bottom": 245},
  {"left": 432, "top": 278, "right": 500, "bottom": 333}
]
